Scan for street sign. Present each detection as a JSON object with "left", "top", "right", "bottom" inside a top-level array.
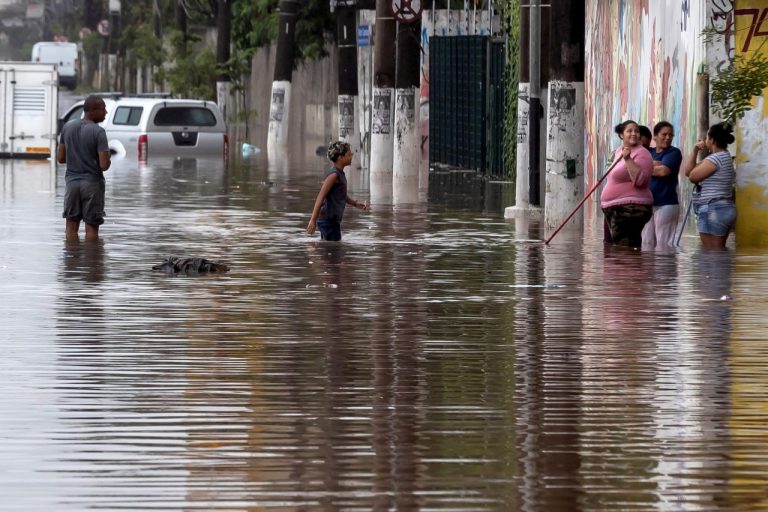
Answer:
[
  {"left": 97, "top": 19, "right": 110, "bottom": 36},
  {"left": 357, "top": 25, "right": 370, "bottom": 47},
  {"left": 391, "top": 0, "right": 422, "bottom": 24}
]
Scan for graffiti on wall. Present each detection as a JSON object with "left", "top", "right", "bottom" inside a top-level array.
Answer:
[
  {"left": 733, "top": 0, "right": 768, "bottom": 244},
  {"left": 584, "top": 0, "right": 705, "bottom": 194},
  {"left": 709, "top": 0, "right": 736, "bottom": 73},
  {"left": 734, "top": 7, "right": 768, "bottom": 52}
]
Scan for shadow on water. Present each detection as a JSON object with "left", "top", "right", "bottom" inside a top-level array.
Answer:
[{"left": 2, "top": 152, "right": 768, "bottom": 509}]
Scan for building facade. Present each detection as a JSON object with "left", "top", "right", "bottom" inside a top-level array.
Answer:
[{"left": 584, "top": 0, "right": 768, "bottom": 247}]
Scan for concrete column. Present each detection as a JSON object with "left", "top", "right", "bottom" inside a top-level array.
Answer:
[
  {"left": 543, "top": 0, "right": 584, "bottom": 232},
  {"left": 393, "top": 88, "right": 420, "bottom": 203},
  {"left": 505, "top": 1, "right": 542, "bottom": 221},
  {"left": 392, "top": 20, "right": 421, "bottom": 204},
  {"left": 370, "top": 0, "right": 397, "bottom": 203},
  {"left": 337, "top": 5, "right": 360, "bottom": 173},
  {"left": 267, "top": 0, "right": 299, "bottom": 157},
  {"left": 267, "top": 81, "right": 292, "bottom": 155}
]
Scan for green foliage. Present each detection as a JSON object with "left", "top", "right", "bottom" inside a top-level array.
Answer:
[
  {"left": 230, "top": 0, "right": 335, "bottom": 66},
  {"left": 294, "top": 0, "right": 335, "bottom": 62},
  {"left": 711, "top": 52, "right": 768, "bottom": 127},
  {"left": 501, "top": 0, "right": 521, "bottom": 180},
  {"left": 122, "top": 23, "right": 165, "bottom": 68},
  {"left": 704, "top": 21, "right": 768, "bottom": 127},
  {"left": 232, "top": 0, "right": 278, "bottom": 51},
  {"left": 81, "top": 32, "right": 101, "bottom": 63},
  {"left": 158, "top": 30, "right": 217, "bottom": 99}
]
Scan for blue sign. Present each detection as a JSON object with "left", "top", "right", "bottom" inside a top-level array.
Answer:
[{"left": 358, "top": 25, "right": 370, "bottom": 47}]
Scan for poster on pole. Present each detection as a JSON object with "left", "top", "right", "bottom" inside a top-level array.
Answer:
[
  {"left": 396, "top": 90, "right": 415, "bottom": 124},
  {"left": 270, "top": 87, "right": 285, "bottom": 122},
  {"left": 339, "top": 96, "right": 354, "bottom": 137},
  {"left": 372, "top": 91, "right": 391, "bottom": 135}
]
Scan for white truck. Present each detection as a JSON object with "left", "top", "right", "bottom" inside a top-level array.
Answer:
[{"left": 0, "top": 62, "right": 58, "bottom": 159}]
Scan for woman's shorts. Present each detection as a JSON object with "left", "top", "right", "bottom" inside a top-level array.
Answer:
[
  {"left": 317, "top": 220, "right": 342, "bottom": 241},
  {"left": 62, "top": 179, "right": 106, "bottom": 226},
  {"left": 694, "top": 199, "right": 736, "bottom": 237}
]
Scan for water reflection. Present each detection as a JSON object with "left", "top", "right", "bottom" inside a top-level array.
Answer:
[{"left": 2, "top": 153, "right": 768, "bottom": 509}]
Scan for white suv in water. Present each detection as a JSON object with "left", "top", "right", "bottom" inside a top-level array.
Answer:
[{"left": 59, "top": 96, "right": 228, "bottom": 161}]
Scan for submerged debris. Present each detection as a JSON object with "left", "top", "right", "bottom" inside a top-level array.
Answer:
[{"left": 152, "top": 256, "right": 230, "bottom": 275}]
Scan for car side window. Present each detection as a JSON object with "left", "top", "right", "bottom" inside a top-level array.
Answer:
[
  {"left": 112, "top": 106, "right": 143, "bottom": 126},
  {"left": 153, "top": 107, "right": 217, "bottom": 127}
]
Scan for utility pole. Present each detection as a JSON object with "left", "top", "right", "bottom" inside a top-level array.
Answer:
[
  {"left": 175, "top": 0, "right": 188, "bottom": 57},
  {"left": 370, "top": 0, "right": 397, "bottom": 203},
  {"left": 543, "top": 0, "right": 584, "bottom": 231},
  {"left": 216, "top": 0, "right": 233, "bottom": 125},
  {"left": 267, "top": 0, "right": 300, "bottom": 159},
  {"left": 108, "top": 0, "right": 121, "bottom": 92},
  {"left": 336, "top": 2, "right": 360, "bottom": 172},
  {"left": 392, "top": 15, "right": 421, "bottom": 204},
  {"left": 528, "top": 0, "right": 541, "bottom": 208},
  {"left": 506, "top": 2, "right": 536, "bottom": 220}
]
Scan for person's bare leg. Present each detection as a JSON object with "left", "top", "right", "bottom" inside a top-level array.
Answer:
[
  {"left": 84, "top": 223, "right": 100, "bottom": 241},
  {"left": 66, "top": 219, "right": 80, "bottom": 240},
  {"left": 700, "top": 233, "right": 727, "bottom": 249}
]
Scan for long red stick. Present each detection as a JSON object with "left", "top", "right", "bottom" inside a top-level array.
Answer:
[{"left": 544, "top": 157, "right": 622, "bottom": 245}]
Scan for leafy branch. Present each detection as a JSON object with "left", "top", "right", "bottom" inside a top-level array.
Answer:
[
  {"left": 703, "top": 21, "right": 768, "bottom": 126},
  {"left": 710, "top": 52, "right": 768, "bottom": 126}
]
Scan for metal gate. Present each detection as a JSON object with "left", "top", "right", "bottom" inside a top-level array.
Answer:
[{"left": 430, "top": 36, "right": 506, "bottom": 176}]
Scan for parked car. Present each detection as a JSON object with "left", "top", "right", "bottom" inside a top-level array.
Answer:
[
  {"left": 31, "top": 41, "right": 78, "bottom": 89},
  {"left": 58, "top": 95, "right": 228, "bottom": 161},
  {"left": 58, "top": 94, "right": 119, "bottom": 132}
]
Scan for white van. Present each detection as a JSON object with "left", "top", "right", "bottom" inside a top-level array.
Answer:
[{"left": 31, "top": 42, "right": 78, "bottom": 89}]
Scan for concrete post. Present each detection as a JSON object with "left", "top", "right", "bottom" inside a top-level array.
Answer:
[
  {"left": 215, "top": 0, "right": 232, "bottom": 125},
  {"left": 337, "top": 5, "right": 361, "bottom": 173},
  {"left": 267, "top": 0, "right": 300, "bottom": 158},
  {"left": 543, "top": 0, "right": 584, "bottom": 232},
  {"left": 393, "top": 20, "right": 421, "bottom": 204},
  {"left": 505, "top": 1, "right": 542, "bottom": 220},
  {"left": 370, "top": 0, "right": 397, "bottom": 203},
  {"left": 528, "top": 0, "right": 541, "bottom": 208}
]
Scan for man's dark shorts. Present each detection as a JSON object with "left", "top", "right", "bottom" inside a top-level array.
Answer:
[
  {"left": 317, "top": 220, "right": 342, "bottom": 241},
  {"left": 62, "top": 179, "right": 105, "bottom": 226}
]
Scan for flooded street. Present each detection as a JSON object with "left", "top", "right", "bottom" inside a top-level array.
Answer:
[{"left": 2, "top": 152, "right": 768, "bottom": 511}]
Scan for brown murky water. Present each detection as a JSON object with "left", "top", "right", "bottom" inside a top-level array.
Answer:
[{"left": 2, "top": 153, "right": 768, "bottom": 511}]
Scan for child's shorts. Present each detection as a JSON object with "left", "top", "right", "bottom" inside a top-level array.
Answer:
[
  {"left": 317, "top": 220, "right": 341, "bottom": 241},
  {"left": 694, "top": 199, "right": 736, "bottom": 237}
]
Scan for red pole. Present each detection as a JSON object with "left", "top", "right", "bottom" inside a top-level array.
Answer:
[{"left": 543, "top": 157, "right": 621, "bottom": 245}]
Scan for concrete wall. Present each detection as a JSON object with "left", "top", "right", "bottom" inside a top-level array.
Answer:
[
  {"left": 240, "top": 45, "right": 339, "bottom": 168},
  {"left": 585, "top": 0, "right": 768, "bottom": 247},
  {"left": 732, "top": 0, "right": 768, "bottom": 247},
  {"left": 584, "top": 0, "right": 707, "bottom": 197}
]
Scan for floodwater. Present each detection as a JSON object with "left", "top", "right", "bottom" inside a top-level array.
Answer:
[{"left": 2, "top": 152, "right": 768, "bottom": 511}]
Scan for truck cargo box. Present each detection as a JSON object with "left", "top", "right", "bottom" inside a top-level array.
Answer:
[{"left": 0, "top": 62, "right": 58, "bottom": 159}]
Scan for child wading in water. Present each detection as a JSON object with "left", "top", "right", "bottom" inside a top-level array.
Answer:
[{"left": 306, "top": 141, "right": 369, "bottom": 241}]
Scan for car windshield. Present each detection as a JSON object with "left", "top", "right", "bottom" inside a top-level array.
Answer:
[
  {"left": 153, "top": 107, "right": 217, "bottom": 127},
  {"left": 64, "top": 106, "right": 84, "bottom": 123}
]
